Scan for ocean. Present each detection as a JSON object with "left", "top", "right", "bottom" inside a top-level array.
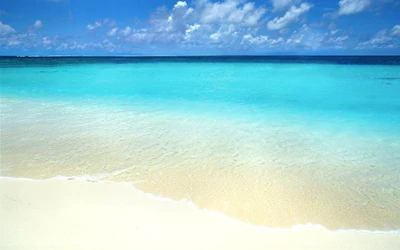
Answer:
[{"left": 1, "top": 56, "right": 399, "bottom": 230}]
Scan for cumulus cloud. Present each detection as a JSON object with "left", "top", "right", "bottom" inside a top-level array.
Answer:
[
  {"left": 103, "top": 18, "right": 116, "bottom": 27},
  {"left": 330, "top": 29, "right": 339, "bottom": 35},
  {"left": 242, "top": 34, "right": 284, "bottom": 46},
  {"left": 1, "top": 32, "right": 38, "bottom": 48},
  {"left": 87, "top": 21, "right": 102, "bottom": 30},
  {"left": 391, "top": 25, "right": 400, "bottom": 36},
  {"left": 209, "top": 24, "right": 238, "bottom": 42},
  {"left": 338, "top": 0, "right": 370, "bottom": 16},
  {"left": 174, "top": 1, "right": 187, "bottom": 8},
  {"left": 184, "top": 24, "right": 201, "bottom": 40},
  {"left": 200, "top": 0, "right": 266, "bottom": 26},
  {"left": 271, "top": 0, "right": 296, "bottom": 12},
  {"left": 267, "top": 3, "right": 312, "bottom": 30},
  {"left": 87, "top": 19, "right": 116, "bottom": 31},
  {"left": 0, "top": 18, "right": 121, "bottom": 52},
  {"left": 102, "top": 39, "right": 116, "bottom": 51},
  {"left": 0, "top": 21, "right": 16, "bottom": 36},
  {"left": 356, "top": 30, "right": 397, "bottom": 49},
  {"left": 322, "top": 35, "right": 348, "bottom": 49},
  {"left": 4, "top": 0, "right": 397, "bottom": 54},
  {"left": 333, "top": 36, "right": 348, "bottom": 43},
  {"left": 286, "top": 24, "right": 325, "bottom": 50},
  {"left": 242, "top": 34, "right": 268, "bottom": 45},
  {"left": 125, "top": 0, "right": 267, "bottom": 47},
  {"left": 122, "top": 0, "right": 336, "bottom": 51},
  {"left": 107, "top": 28, "right": 118, "bottom": 36},
  {"left": 42, "top": 36, "right": 55, "bottom": 49},
  {"left": 33, "top": 20, "right": 43, "bottom": 29},
  {"left": 121, "top": 26, "right": 132, "bottom": 36},
  {"left": 56, "top": 39, "right": 117, "bottom": 52}
]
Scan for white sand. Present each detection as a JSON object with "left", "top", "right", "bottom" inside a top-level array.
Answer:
[{"left": 0, "top": 178, "right": 399, "bottom": 250}]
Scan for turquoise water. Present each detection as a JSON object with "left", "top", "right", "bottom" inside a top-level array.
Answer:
[
  {"left": 2, "top": 58, "right": 399, "bottom": 131},
  {"left": 1, "top": 57, "right": 400, "bottom": 230}
]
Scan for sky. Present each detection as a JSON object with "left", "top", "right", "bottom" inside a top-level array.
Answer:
[{"left": 0, "top": 0, "right": 399, "bottom": 55}]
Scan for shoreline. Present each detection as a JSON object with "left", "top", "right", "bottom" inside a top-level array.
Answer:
[
  {"left": 1, "top": 177, "right": 399, "bottom": 250},
  {"left": 1, "top": 176, "right": 400, "bottom": 234}
]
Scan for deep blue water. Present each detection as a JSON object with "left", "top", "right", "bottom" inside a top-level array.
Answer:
[{"left": 1, "top": 56, "right": 400, "bottom": 67}]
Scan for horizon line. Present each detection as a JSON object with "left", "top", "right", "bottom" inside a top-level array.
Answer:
[{"left": 1, "top": 55, "right": 400, "bottom": 58}]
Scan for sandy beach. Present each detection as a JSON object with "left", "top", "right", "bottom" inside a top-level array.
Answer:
[{"left": 1, "top": 178, "right": 399, "bottom": 250}]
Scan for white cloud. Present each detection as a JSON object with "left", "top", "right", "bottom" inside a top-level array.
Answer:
[
  {"left": 174, "top": 1, "right": 187, "bottom": 8},
  {"left": 57, "top": 42, "right": 69, "bottom": 50},
  {"left": 243, "top": 34, "right": 284, "bottom": 45},
  {"left": 321, "top": 27, "right": 349, "bottom": 49},
  {"left": 243, "top": 34, "right": 268, "bottom": 44},
  {"left": 42, "top": 36, "right": 55, "bottom": 49},
  {"left": 0, "top": 34, "right": 21, "bottom": 47},
  {"left": 87, "top": 19, "right": 116, "bottom": 31},
  {"left": 1, "top": 36, "right": 22, "bottom": 46},
  {"left": 0, "top": 32, "right": 37, "bottom": 48},
  {"left": 107, "top": 28, "right": 118, "bottom": 36},
  {"left": 323, "top": 35, "right": 348, "bottom": 48},
  {"left": 338, "top": 0, "right": 370, "bottom": 16},
  {"left": 356, "top": 30, "right": 397, "bottom": 49},
  {"left": 56, "top": 39, "right": 117, "bottom": 52},
  {"left": 103, "top": 18, "right": 116, "bottom": 27},
  {"left": 127, "top": 29, "right": 162, "bottom": 43},
  {"left": 102, "top": 39, "right": 116, "bottom": 51},
  {"left": 0, "top": 21, "right": 16, "bottom": 36},
  {"left": 330, "top": 29, "right": 339, "bottom": 35},
  {"left": 286, "top": 24, "right": 325, "bottom": 50},
  {"left": 199, "top": 0, "right": 266, "bottom": 26},
  {"left": 271, "top": 0, "right": 296, "bottom": 12},
  {"left": 209, "top": 24, "right": 237, "bottom": 41},
  {"left": 332, "top": 36, "right": 348, "bottom": 43},
  {"left": 184, "top": 24, "right": 201, "bottom": 40},
  {"left": 33, "top": 20, "right": 43, "bottom": 29},
  {"left": 391, "top": 25, "right": 400, "bottom": 36},
  {"left": 267, "top": 3, "right": 312, "bottom": 30},
  {"left": 121, "top": 26, "right": 132, "bottom": 36},
  {"left": 2, "top": 0, "right": 370, "bottom": 53},
  {"left": 87, "top": 21, "right": 102, "bottom": 30},
  {"left": 57, "top": 41, "right": 86, "bottom": 50},
  {"left": 124, "top": 0, "right": 267, "bottom": 48}
]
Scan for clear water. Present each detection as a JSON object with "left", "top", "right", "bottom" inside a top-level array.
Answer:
[{"left": 1, "top": 56, "right": 400, "bottom": 230}]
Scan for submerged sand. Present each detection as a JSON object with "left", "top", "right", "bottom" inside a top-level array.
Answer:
[
  {"left": 0, "top": 178, "right": 399, "bottom": 250},
  {"left": 2, "top": 98, "right": 400, "bottom": 230}
]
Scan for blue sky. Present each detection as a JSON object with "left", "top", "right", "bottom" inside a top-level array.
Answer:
[{"left": 0, "top": 0, "right": 399, "bottom": 55}]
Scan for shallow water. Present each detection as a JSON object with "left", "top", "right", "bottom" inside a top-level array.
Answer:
[{"left": 1, "top": 56, "right": 400, "bottom": 230}]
